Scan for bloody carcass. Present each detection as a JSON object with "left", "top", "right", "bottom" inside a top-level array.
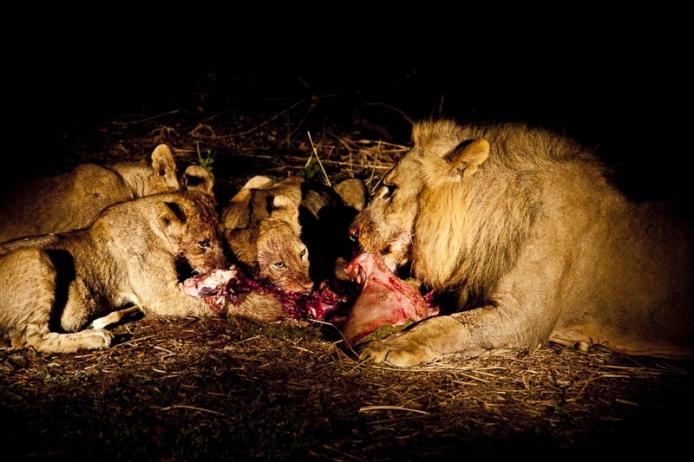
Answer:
[{"left": 341, "top": 252, "right": 438, "bottom": 346}]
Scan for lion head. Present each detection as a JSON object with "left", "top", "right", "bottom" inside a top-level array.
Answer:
[
  {"left": 352, "top": 120, "right": 542, "bottom": 297},
  {"left": 351, "top": 121, "right": 486, "bottom": 271},
  {"left": 256, "top": 218, "right": 312, "bottom": 293},
  {"left": 223, "top": 178, "right": 312, "bottom": 293},
  {"left": 156, "top": 192, "right": 227, "bottom": 273}
]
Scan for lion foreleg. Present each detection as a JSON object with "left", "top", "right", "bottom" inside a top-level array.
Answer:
[
  {"left": 360, "top": 297, "right": 555, "bottom": 367},
  {"left": 359, "top": 315, "right": 475, "bottom": 366},
  {"left": 126, "top": 256, "right": 212, "bottom": 317}
]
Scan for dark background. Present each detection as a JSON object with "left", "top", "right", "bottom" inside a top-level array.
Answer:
[{"left": 4, "top": 12, "right": 692, "bottom": 205}]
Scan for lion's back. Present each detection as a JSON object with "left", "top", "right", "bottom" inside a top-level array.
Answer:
[{"left": 0, "top": 164, "right": 132, "bottom": 242}]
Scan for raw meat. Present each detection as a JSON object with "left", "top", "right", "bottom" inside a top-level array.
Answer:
[
  {"left": 180, "top": 266, "right": 345, "bottom": 320},
  {"left": 341, "top": 253, "right": 438, "bottom": 346}
]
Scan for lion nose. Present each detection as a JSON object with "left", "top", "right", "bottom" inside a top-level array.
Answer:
[{"left": 302, "top": 280, "right": 314, "bottom": 292}]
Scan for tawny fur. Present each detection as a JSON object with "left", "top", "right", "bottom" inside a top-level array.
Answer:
[
  {"left": 0, "top": 192, "right": 227, "bottom": 353},
  {"left": 354, "top": 120, "right": 694, "bottom": 367},
  {"left": 0, "top": 145, "right": 215, "bottom": 243},
  {"left": 0, "top": 145, "right": 180, "bottom": 243},
  {"left": 222, "top": 176, "right": 312, "bottom": 292},
  {"left": 222, "top": 176, "right": 364, "bottom": 291}
]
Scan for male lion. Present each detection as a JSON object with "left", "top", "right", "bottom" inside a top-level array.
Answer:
[
  {"left": 0, "top": 191, "right": 227, "bottom": 353},
  {"left": 0, "top": 145, "right": 214, "bottom": 243},
  {"left": 351, "top": 120, "right": 693, "bottom": 367}
]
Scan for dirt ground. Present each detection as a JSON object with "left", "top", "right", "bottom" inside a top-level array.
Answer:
[
  {"left": 1, "top": 105, "right": 693, "bottom": 460},
  {"left": 2, "top": 316, "right": 692, "bottom": 460}
]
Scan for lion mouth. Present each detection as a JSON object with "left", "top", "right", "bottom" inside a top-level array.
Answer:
[
  {"left": 350, "top": 220, "right": 412, "bottom": 272},
  {"left": 379, "top": 235, "right": 412, "bottom": 273},
  {"left": 175, "top": 253, "right": 226, "bottom": 281},
  {"left": 175, "top": 255, "right": 196, "bottom": 282}
]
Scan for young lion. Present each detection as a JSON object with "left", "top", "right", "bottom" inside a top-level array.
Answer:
[
  {"left": 0, "top": 145, "right": 213, "bottom": 243},
  {"left": 352, "top": 120, "right": 693, "bottom": 367},
  {"left": 222, "top": 176, "right": 365, "bottom": 291},
  {"left": 222, "top": 176, "right": 313, "bottom": 293},
  {"left": 0, "top": 191, "right": 227, "bottom": 353}
]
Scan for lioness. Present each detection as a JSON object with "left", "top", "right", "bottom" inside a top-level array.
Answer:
[
  {"left": 352, "top": 120, "right": 693, "bottom": 366},
  {"left": 0, "top": 145, "right": 213, "bottom": 243},
  {"left": 0, "top": 191, "right": 227, "bottom": 353}
]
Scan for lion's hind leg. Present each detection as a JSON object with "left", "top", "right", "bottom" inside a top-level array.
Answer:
[{"left": 1, "top": 249, "right": 113, "bottom": 353}]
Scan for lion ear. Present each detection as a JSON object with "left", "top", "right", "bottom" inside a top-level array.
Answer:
[
  {"left": 151, "top": 144, "right": 177, "bottom": 179},
  {"left": 226, "top": 228, "right": 256, "bottom": 265},
  {"left": 183, "top": 165, "right": 215, "bottom": 196},
  {"left": 266, "top": 195, "right": 300, "bottom": 232},
  {"left": 229, "top": 176, "right": 274, "bottom": 205},
  {"left": 269, "top": 194, "right": 299, "bottom": 218},
  {"left": 242, "top": 175, "right": 274, "bottom": 191},
  {"left": 448, "top": 138, "right": 490, "bottom": 179}
]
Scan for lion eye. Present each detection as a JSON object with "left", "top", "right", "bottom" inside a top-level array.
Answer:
[
  {"left": 299, "top": 248, "right": 307, "bottom": 259},
  {"left": 383, "top": 184, "right": 397, "bottom": 199},
  {"left": 272, "top": 261, "right": 286, "bottom": 270},
  {"left": 198, "top": 239, "right": 211, "bottom": 249}
]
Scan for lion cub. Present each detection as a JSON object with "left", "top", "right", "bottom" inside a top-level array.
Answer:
[
  {"left": 0, "top": 145, "right": 214, "bottom": 243},
  {"left": 222, "top": 176, "right": 365, "bottom": 292},
  {"left": 222, "top": 176, "right": 313, "bottom": 293},
  {"left": 0, "top": 191, "right": 226, "bottom": 353}
]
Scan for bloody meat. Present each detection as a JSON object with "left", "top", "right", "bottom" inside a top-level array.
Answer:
[
  {"left": 181, "top": 253, "right": 438, "bottom": 346},
  {"left": 341, "top": 252, "right": 439, "bottom": 346},
  {"left": 180, "top": 266, "right": 345, "bottom": 320}
]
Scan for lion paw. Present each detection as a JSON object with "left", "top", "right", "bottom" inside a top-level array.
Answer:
[
  {"left": 359, "top": 336, "right": 433, "bottom": 368},
  {"left": 81, "top": 329, "right": 114, "bottom": 349}
]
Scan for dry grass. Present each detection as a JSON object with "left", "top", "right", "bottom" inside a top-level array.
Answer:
[
  {"left": 64, "top": 104, "right": 409, "bottom": 192},
  {"left": 2, "top": 316, "right": 691, "bottom": 460}
]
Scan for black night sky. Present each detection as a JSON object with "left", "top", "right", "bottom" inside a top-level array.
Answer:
[{"left": 5, "top": 12, "right": 692, "bottom": 210}]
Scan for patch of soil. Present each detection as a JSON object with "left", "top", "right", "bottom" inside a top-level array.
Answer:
[{"left": 2, "top": 317, "right": 692, "bottom": 460}]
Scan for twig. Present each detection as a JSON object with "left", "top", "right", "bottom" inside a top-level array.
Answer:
[
  {"left": 119, "top": 110, "right": 180, "bottom": 125},
  {"left": 307, "top": 131, "right": 331, "bottom": 187},
  {"left": 153, "top": 345, "right": 175, "bottom": 356},
  {"left": 225, "top": 100, "right": 303, "bottom": 138},
  {"left": 458, "top": 372, "right": 490, "bottom": 384},
  {"left": 319, "top": 445, "right": 369, "bottom": 462},
  {"left": 285, "top": 103, "right": 315, "bottom": 142},
  {"left": 367, "top": 160, "right": 377, "bottom": 187},
  {"left": 160, "top": 404, "right": 226, "bottom": 416},
  {"left": 200, "top": 110, "right": 228, "bottom": 123},
  {"left": 308, "top": 319, "right": 358, "bottom": 358},
  {"left": 351, "top": 138, "right": 410, "bottom": 150},
  {"left": 235, "top": 335, "right": 263, "bottom": 345},
  {"left": 359, "top": 405, "right": 430, "bottom": 415},
  {"left": 188, "top": 123, "right": 216, "bottom": 138},
  {"left": 230, "top": 152, "right": 390, "bottom": 171},
  {"left": 362, "top": 102, "right": 415, "bottom": 125},
  {"left": 113, "top": 335, "right": 159, "bottom": 349}
]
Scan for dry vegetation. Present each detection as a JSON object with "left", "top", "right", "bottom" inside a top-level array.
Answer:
[
  {"left": 2, "top": 106, "right": 693, "bottom": 460},
  {"left": 2, "top": 316, "right": 692, "bottom": 460}
]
